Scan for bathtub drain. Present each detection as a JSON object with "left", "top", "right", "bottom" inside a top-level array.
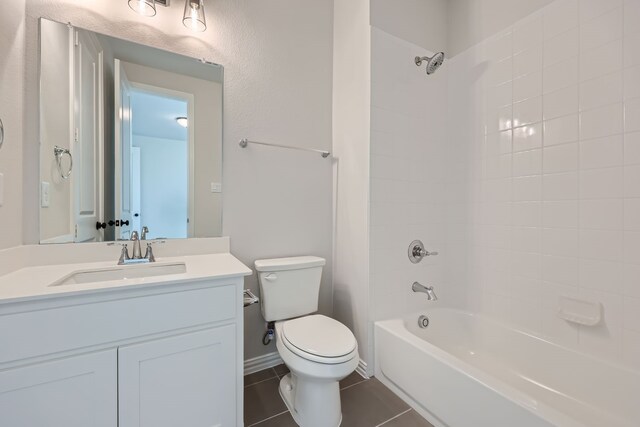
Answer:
[{"left": 418, "top": 315, "right": 429, "bottom": 328}]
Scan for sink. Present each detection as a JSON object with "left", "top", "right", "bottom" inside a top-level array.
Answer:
[{"left": 50, "top": 262, "right": 187, "bottom": 286}]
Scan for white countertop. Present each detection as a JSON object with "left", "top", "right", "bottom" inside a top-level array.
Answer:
[{"left": 0, "top": 252, "right": 252, "bottom": 305}]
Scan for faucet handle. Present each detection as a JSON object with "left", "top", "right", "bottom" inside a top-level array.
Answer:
[
  {"left": 117, "top": 243, "right": 130, "bottom": 265},
  {"left": 144, "top": 240, "right": 165, "bottom": 262}
]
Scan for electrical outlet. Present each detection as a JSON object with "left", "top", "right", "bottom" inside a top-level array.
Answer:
[
  {"left": 41, "top": 181, "right": 50, "bottom": 208},
  {"left": 210, "top": 182, "right": 222, "bottom": 193},
  {"left": 0, "top": 173, "right": 4, "bottom": 207}
]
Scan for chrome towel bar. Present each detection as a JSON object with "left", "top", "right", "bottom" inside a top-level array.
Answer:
[{"left": 239, "top": 138, "right": 330, "bottom": 158}]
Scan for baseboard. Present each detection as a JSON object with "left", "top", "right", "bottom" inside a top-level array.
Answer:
[
  {"left": 356, "top": 358, "right": 369, "bottom": 379},
  {"left": 244, "top": 351, "right": 283, "bottom": 375}
]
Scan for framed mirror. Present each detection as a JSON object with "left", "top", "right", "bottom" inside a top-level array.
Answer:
[{"left": 38, "top": 18, "right": 223, "bottom": 244}]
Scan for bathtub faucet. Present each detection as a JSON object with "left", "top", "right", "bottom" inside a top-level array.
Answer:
[{"left": 412, "top": 282, "right": 438, "bottom": 301}]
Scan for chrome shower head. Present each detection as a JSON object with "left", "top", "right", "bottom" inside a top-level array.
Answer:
[{"left": 415, "top": 52, "right": 445, "bottom": 75}]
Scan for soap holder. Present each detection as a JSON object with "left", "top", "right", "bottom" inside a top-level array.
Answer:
[{"left": 557, "top": 296, "right": 602, "bottom": 326}]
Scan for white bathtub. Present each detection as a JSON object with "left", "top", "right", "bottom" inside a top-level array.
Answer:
[{"left": 374, "top": 308, "right": 640, "bottom": 427}]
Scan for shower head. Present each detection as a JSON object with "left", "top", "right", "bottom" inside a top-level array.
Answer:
[{"left": 415, "top": 52, "right": 445, "bottom": 75}]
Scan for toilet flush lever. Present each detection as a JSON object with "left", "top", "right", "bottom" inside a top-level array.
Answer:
[{"left": 264, "top": 273, "right": 278, "bottom": 281}]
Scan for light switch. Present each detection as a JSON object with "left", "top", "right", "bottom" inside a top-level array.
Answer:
[
  {"left": 210, "top": 182, "right": 222, "bottom": 193},
  {"left": 0, "top": 173, "right": 3, "bottom": 207},
  {"left": 41, "top": 181, "right": 50, "bottom": 208}
]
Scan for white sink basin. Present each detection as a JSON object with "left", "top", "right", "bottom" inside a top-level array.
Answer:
[{"left": 50, "top": 262, "right": 187, "bottom": 286}]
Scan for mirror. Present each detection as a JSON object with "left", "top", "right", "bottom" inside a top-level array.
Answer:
[{"left": 38, "top": 18, "right": 223, "bottom": 244}]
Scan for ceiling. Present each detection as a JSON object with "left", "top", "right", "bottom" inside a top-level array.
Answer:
[{"left": 131, "top": 90, "right": 188, "bottom": 141}]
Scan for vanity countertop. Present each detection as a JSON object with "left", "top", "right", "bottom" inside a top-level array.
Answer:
[{"left": 0, "top": 252, "right": 252, "bottom": 306}]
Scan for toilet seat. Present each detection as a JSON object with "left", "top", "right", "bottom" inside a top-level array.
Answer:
[{"left": 280, "top": 315, "right": 357, "bottom": 364}]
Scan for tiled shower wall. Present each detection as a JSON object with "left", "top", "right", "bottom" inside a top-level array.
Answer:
[
  {"left": 369, "top": 27, "right": 464, "bottom": 323},
  {"left": 448, "top": 0, "right": 640, "bottom": 368}
]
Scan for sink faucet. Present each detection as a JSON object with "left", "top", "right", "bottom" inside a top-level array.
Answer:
[
  {"left": 131, "top": 231, "right": 142, "bottom": 260},
  {"left": 141, "top": 226, "right": 149, "bottom": 240},
  {"left": 412, "top": 282, "right": 438, "bottom": 301}
]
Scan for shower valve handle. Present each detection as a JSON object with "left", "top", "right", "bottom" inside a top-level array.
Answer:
[{"left": 408, "top": 240, "right": 438, "bottom": 263}]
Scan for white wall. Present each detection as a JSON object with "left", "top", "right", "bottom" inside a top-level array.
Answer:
[
  {"left": 21, "top": 0, "right": 335, "bottom": 362},
  {"left": 333, "top": 0, "right": 372, "bottom": 372},
  {"left": 448, "top": 0, "right": 640, "bottom": 369},
  {"left": 447, "top": 0, "right": 554, "bottom": 56},
  {"left": 0, "top": 0, "right": 26, "bottom": 250},
  {"left": 370, "top": 0, "right": 448, "bottom": 53},
  {"left": 134, "top": 135, "right": 188, "bottom": 239}
]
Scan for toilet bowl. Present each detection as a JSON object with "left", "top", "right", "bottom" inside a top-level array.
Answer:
[
  {"left": 255, "top": 256, "right": 359, "bottom": 427},
  {"left": 275, "top": 315, "right": 358, "bottom": 427}
]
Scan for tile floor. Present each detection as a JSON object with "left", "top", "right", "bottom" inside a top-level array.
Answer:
[{"left": 244, "top": 365, "right": 434, "bottom": 427}]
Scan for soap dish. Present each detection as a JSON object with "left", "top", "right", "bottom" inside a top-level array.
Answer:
[{"left": 557, "top": 296, "right": 602, "bottom": 326}]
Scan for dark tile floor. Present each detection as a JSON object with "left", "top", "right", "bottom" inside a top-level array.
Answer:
[{"left": 244, "top": 365, "right": 434, "bottom": 427}]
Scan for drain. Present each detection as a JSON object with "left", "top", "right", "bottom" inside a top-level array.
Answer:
[{"left": 418, "top": 315, "right": 429, "bottom": 328}]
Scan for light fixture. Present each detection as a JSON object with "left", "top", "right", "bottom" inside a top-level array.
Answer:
[
  {"left": 176, "top": 117, "right": 188, "bottom": 128},
  {"left": 183, "top": 0, "right": 207, "bottom": 32},
  {"left": 128, "top": 0, "right": 157, "bottom": 17}
]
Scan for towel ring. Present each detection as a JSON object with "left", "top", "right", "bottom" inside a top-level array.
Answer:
[{"left": 54, "top": 145, "right": 73, "bottom": 179}]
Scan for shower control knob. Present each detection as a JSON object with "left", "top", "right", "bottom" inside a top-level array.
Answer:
[{"left": 408, "top": 240, "right": 438, "bottom": 263}]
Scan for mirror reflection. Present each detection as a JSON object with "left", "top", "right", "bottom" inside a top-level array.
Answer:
[{"left": 39, "top": 18, "right": 223, "bottom": 243}]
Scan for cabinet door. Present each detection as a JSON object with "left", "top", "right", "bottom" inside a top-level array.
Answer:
[
  {"left": 0, "top": 349, "right": 117, "bottom": 427},
  {"left": 118, "top": 326, "right": 236, "bottom": 427}
]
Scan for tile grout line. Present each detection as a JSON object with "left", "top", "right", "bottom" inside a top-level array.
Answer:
[
  {"left": 247, "top": 409, "right": 290, "bottom": 427},
  {"left": 339, "top": 377, "right": 370, "bottom": 391},
  {"left": 375, "top": 408, "right": 413, "bottom": 427},
  {"left": 243, "top": 374, "right": 278, "bottom": 388}
]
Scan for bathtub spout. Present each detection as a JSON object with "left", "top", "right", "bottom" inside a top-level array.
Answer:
[{"left": 412, "top": 282, "right": 438, "bottom": 301}]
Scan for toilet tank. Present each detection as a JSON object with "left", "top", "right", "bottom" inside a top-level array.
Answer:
[{"left": 255, "top": 256, "right": 326, "bottom": 322}]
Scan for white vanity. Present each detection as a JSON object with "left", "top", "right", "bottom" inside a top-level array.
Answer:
[{"left": 0, "top": 238, "right": 251, "bottom": 427}]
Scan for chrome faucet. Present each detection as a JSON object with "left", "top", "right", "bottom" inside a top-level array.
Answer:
[
  {"left": 412, "top": 282, "right": 438, "bottom": 301},
  {"left": 141, "top": 226, "right": 149, "bottom": 240},
  {"left": 131, "top": 231, "right": 142, "bottom": 260}
]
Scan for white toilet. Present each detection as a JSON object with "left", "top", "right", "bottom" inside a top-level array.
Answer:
[{"left": 255, "top": 256, "right": 359, "bottom": 427}]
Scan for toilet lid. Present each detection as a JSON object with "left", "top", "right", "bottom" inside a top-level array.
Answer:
[{"left": 282, "top": 315, "right": 357, "bottom": 358}]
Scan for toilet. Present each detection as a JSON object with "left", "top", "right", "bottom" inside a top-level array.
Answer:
[{"left": 255, "top": 256, "right": 359, "bottom": 427}]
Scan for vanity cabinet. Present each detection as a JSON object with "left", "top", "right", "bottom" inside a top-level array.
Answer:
[{"left": 0, "top": 277, "right": 245, "bottom": 427}]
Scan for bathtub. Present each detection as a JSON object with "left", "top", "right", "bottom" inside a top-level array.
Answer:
[{"left": 374, "top": 308, "right": 640, "bottom": 427}]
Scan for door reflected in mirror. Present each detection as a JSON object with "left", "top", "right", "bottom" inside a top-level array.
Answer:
[{"left": 38, "top": 18, "right": 223, "bottom": 244}]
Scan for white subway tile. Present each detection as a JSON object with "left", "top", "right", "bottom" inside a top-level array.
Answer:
[
  {"left": 623, "top": 297, "right": 640, "bottom": 332},
  {"left": 514, "top": 71, "right": 543, "bottom": 102},
  {"left": 488, "top": 81, "right": 513, "bottom": 109},
  {"left": 489, "top": 57, "right": 513, "bottom": 86},
  {"left": 543, "top": 172, "right": 579, "bottom": 200},
  {"left": 513, "top": 124, "right": 542, "bottom": 152},
  {"left": 580, "top": 39, "right": 623, "bottom": 81},
  {"left": 624, "top": 65, "right": 640, "bottom": 101},
  {"left": 513, "top": 226, "right": 542, "bottom": 253},
  {"left": 579, "top": 198, "right": 623, "bottom": 229},
  {"left": 514, "top": 46, "right": 543, "bottom": 78},
  {"left": 579, "top": 229, "right": 624, "bottom": 261},
  {"left": 580, "top": 103, "right": 624, "bottom": 140},
  {"left": 624, "top": 165, "right": 640, "bottom": 197},
  {"left": 579, "top": 167, "right": 624, "bottom": 199},
  {"left": 513, "top": 149, "right": 542, "bottom": 176},
  {"left": 624, "top": 132, "right": 640, "bottom": 165},
  {"left": 514, "top": 15, "right": 543, "bottom": 54},
  {"left": 513, "top": 96, "right": 543, "bottom": 127},
  {"left": 579, "top": 259, "right": 623, "bottom": 293},
  {"left": 513, "top": 175, "right": 542, "bottom": 201},
  {"left": 579, "top": 71, "right": 623, "bottom": 111},
  {"left": 544, "top": 0, "right": 579, "bottom": 40},
  {"left": 624, "top": 0, "right": 640, "bottom": 35},
  {"left": 624, "top": 32, "right": 640, "bottom": 68},
  {"left": 543, "top": 255, "right": 579, "bottom": 285},
  {"left": 544, "top": 27, "right": 579, "bottom": 66},
  {"left": 624, "top": 198, "right": 640, "bottom": 230},
  {"left": 543, "top": 56, "right": 579, "bottom": 93},
  {"left": 544, "top": 114, "right": 579, "bottom": 145},
  {"left": 625, "top": 98, "right": 640, "bottom": 133},
  {"left": 544, "top": 143, "right": 579, "bottom": 173},
  {"left": 580, "top": 135, "right": 624, "bottom": 169},
  {"left": 513, "top": 201, "right": 542, "bottom": 227},
  {"left": 579, "top": 0, "right": 622, "bottom": 23},
  {"left": 543, "top": 200, "right": 579, "bottom": 228},
  {"left": 580, "top": 7, "right": 623, "bottom": 51},
  {"left": 543, "top": 85, "right": 579, "bottom": 120},
  {"left": 577, "top": 288, "right": 623, "bottom": 360},
  {"left": 622, "top": 329, "right": 640, "bottom": 370},
  {"left": 543, "top": 227, "right": 579, "bottom": 257},
  {"left": 486, "top": 32, "right": 513, "bottom": 62}
]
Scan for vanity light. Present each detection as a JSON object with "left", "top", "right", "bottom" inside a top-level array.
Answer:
[
  {"left": 183, "top": 0, "right": 207, "bottom": 32},
  {"left": 128, "top": 0, "right": 157, "bottom": 17},
  {"left": 176, "top": 117, "right": 188, "bottom": 128}
]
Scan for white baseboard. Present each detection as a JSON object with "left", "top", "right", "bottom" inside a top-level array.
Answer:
[{"left": 244, "top": 351, "right": 283, "bottom": 375}]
